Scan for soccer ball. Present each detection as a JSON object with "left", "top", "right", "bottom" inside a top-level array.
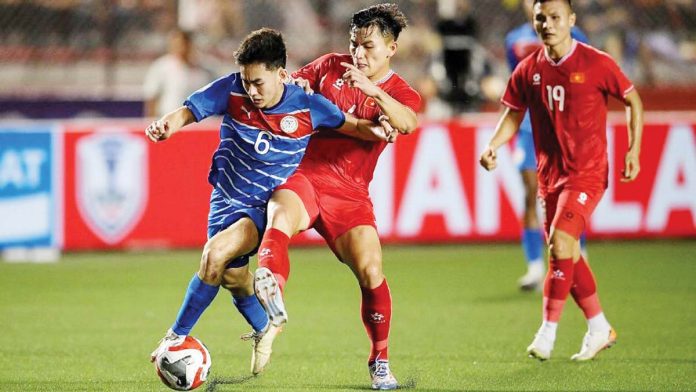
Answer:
[{"left": 154, "top": 336, "right": 212, "bottom": 391}]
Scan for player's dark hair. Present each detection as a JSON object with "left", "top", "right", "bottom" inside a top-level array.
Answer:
[
  {"left": 533, "top": 0, "right": 573, "bottom": 10},
  {"left": 234, "top": 28, "right": 287, "bottom": 70},
  {"left": 350, "top": 3, "right": 408, "bottom": 41}
]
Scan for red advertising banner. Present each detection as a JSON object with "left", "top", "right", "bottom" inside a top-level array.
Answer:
[{"left": 62, "top": 116, "right": 696, "bottom": 250}]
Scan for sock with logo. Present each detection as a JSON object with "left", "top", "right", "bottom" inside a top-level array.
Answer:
[
  {"left": 232, "top": 293, "right": 270, "bottom": 333},
  {"left": 522, "top": 228, "right": 545, "bottom": 265},
  {"left": 171, "top": 274, "right": 220, "bottom": 335},
  {"left": 258, "top": 228, "right": 291, "bottom": 291},
  {"left": 361, "top": 279, "right": 392, "bottom": 363},
  {"left": 542, "top": 258, "right": 575, "bottom": 322},
  {"left": 571, "top": 257, "right": 611, "bottom": 332}
]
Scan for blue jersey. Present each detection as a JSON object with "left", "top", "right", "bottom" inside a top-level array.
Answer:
[{"left": 184, "top": 73, "right": 345, "bottom": 210}]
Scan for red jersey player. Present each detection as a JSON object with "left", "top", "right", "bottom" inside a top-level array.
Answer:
[
  {"left": 480, "top": 0, "right": 643, "bottom": 362},
  {"left": 230, "top": 4, "right": 420, "bottom": 390}
]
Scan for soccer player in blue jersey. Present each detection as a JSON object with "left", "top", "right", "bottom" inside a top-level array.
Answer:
[
  {"left": 505, "top": 0, "right": 589, "bottom": 291},
  {"left": 146, "top": 28, "right": 393, "bottom": 375}
]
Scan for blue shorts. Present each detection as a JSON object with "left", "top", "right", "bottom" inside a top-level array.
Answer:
[
  {"left": 514, "top": 113, "right": 537, "bottom": 172},
  {"left": 207, "top": 188, "right": 267, "bottom": 268}
]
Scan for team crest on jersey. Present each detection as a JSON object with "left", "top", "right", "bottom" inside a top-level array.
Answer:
[
  {"left": 533, "top": 73, "right": 541, "bottom": 85},
  {"left": 280, "top": 115, "right": 299, "bottom": 134},
  {"left": 570, "top": 72, "right": 586, "bottom": 84},
  {"left": 76, "top": 131, "right": 147, "bottom": 244},
  {"left": 332, "top": 78, "right": 345, "bottom": 90}
]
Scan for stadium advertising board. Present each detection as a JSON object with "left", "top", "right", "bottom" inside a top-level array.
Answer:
[
  {"left": 59, "top": 119, "right": 695, "bottom": 249},
  {"left": 0, "top": 125, "right": 62, "bottom": 248}
]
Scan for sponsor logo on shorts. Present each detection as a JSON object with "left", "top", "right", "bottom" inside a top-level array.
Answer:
[
  {"left": 552, "top": 269, "right": 566, "bottom": 280},
  {"left": 259, "top": 248, "right": 271, "bottom": 257},
  {"left": 577, "top": 192, "right": 588, "bottom": 205}
]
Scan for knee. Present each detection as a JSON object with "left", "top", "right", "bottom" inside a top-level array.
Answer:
[
  {"left": 355, "top": 255, "right": 384, "bottom": 288},
  {"left": 549, "top": 236, "right": 571, "bottom": 259},
  {"left": 267, "top": 201, "right": 290, "bottom": 226},
  {"left": 199, "top": 245, "right": 229, "bottom": 284}
]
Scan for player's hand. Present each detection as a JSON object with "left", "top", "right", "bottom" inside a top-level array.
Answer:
[
  {"left": 479, "top": 145, "right": 498, "bottom": 171},
  {"left": 621, "top": 150, "right": 640, "bottom": 182},
  {"left": 145, "top": 120, "right": 171, "bottom": 142},
  {"left": 340, "top": 62, "right": 381, "bottom": 97},
  {"left": 290, "top": 77, "right": 314, "bottom": 95},
  {"left": 378, "top": 115, "right": 398, "bottom": 143}
]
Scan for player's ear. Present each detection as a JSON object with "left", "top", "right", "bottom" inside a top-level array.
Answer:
[
  {"left": 278, "top": 67, "right": 288, "bottom": 83},
  {"left": 387, "top": 40, "right": 398, "bottom": 58},
  {"left": 568, "top": 12, "right": 576, "bottom": 28}
]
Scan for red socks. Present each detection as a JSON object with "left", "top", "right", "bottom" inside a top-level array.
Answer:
[
  {"left": 361, "top": 279, "right": 392, "bottom": 362},
  {"left": 543, "top": 258, "right": 574, "bottom": 322},
  {"left": 257, "top": 228, "right": 291, "bottom": 291},
  {"left": 571, "top": 257, "right": 603, "bottom": 319}
]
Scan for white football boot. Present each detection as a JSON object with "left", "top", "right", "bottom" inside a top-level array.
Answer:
[
  {"left": 526, "top": 332, "right": 554, "bottom": 361},
  {"left": 518, "top": 262, "right": 545, "bottom": 291},
  {"left": 149, "top": 328, "right": 184, "bottom": 362},
  {"left": 254, "top": 267, "right": 288, "bottom": 326},
  {"left": 241, "top": 323, "right": 283, "bottom": 375},
  {"left": 571, "top": 328, "right": 617, "bottom": 361},
  {"left": 369, "top": 359, "right": 398, "bottom": 390}
]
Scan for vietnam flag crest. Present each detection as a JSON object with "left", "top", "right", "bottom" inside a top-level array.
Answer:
[{"left": 570, "top": 72, "right": 586, "bottom": 83}]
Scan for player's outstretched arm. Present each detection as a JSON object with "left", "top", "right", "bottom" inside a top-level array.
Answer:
[
  {"left": 145, "top": 106, "right": 196, "bottom": 143},
  {"left": 479, "top": 107, "right": 524, "bottom": 171},
  {"left": 340, "top": 62, "right": 417, "bottom": 134},
  {"left": 337, "top": 113, "right": 396, "bottom": 142},
  {"left": 621, "top": 89, "right": 644, "bottom": 182}
]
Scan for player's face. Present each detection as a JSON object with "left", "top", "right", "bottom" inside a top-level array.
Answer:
[
  {"left": 239, "top": 63, "right": 288, "bottom": 109},
  {"left": 533, "top": 1, "right": 575, "bottom": 48},
  {"left": 349, "top": 26, "right": 397, "bottom": 81}
]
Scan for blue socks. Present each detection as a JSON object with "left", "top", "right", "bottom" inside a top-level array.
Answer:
[
  {"left": 172, "top": 274, "right": 220, "bottom": 336},
  {"left": 522, "top": 228, "right": 544, "bottom": 264},
  {"left": 233, "top": 294, "right": 270, "bottom": 333}
]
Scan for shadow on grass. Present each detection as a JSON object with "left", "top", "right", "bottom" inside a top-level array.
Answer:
[{"left": 205, "top": 375, "right": 254, "bottom": 391}]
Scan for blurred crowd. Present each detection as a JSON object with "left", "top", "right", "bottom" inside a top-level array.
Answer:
[{"left": 0, "top": 0, "right": 695, "bottom": 114}]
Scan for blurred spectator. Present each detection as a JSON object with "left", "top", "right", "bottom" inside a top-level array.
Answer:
[
  {"left": 143, "top": 29, "right": 213, "bottom": 118},
  {"left": 436, "top": 0, "right": 479, "bottom": 107}
]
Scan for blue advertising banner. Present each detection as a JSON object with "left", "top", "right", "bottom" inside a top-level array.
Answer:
[{"left": 0, "top": 125, "right": 62, "bottom": 248}]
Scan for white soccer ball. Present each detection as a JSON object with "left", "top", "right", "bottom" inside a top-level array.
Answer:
[{"left": 155, "top": 336, "right": 212, "bottom": 391}]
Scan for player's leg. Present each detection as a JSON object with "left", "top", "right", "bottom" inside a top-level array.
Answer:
[
  {"left": 518, "top": 168, "right": 545, "bottom": 291},
  {"left": 527, "top": 191, "right": 577, "bottom": 360},
  {"left": 333, "top": 225, "right": 397, "bottom": 390},
  {"left": 151, "top": 217, "right": 260, "bottom": 362}
]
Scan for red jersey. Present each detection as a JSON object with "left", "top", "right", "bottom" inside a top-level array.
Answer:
[
  {"left": 502, "top": 40, "right": 634, "bottom": 195},
  {"left": 292, "top": 53, "right": 421, "bottom": 188}
]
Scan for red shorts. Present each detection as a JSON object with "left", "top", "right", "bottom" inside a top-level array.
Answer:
[
  {"left": 276, "top": 169, "right": 376, "bottom": 254},
  {"left": 541, "top": 188, "right": 604, "bottom": 239}
]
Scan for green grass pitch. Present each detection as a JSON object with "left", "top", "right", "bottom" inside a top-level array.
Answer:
[{"left": 1, "top": 241, "right": 695, "bottom": 391}]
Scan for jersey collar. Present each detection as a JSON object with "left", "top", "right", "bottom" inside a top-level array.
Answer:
[
  {"left": 544, "top": 39, "right": 578, "bottom": 67},
  {"left": 374, "top": 70, "right": 395, "bottom": 85}
]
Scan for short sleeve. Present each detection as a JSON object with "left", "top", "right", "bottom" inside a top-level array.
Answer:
[
  {"left": 184, "top": 73, "right": 236, "bottom": 122},
  {"left": 308, "top": 93, "right": 345, "bottom": 129},
  {"left": 600, "top": 56, "right": 634, "bottom": 101},
  {"left": 292, "top": 53, "right": 334, "bottom": 90},
  {"left": 501, "top": 63, "right": 528, "bottom": 111},
  {"left": 389, "top": 84, "right": 422, "bottom": 114}
]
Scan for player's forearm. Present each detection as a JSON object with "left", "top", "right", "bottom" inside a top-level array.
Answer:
[
  {"left": 336, "top": 114, "right": 382, "bottom": 141},
  {"left": 624, "top": 90, "right": 644, "bottom": 155},
  {"left": 161, "top": 106, "right": 196, "bottom": 136},
  {"left": 373, "top": 89, "right": 417, "bottom": 134},
  {"left": 488, "top": 108, "right": 524, "bottom": 150}
]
